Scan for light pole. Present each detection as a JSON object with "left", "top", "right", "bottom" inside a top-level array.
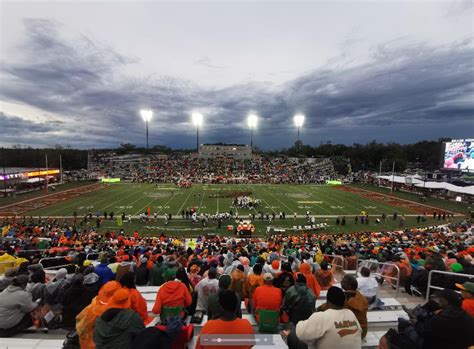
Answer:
[
  {"left": 140, "top": 109, "right": 153, "bottom": 154},
  {"left": 192, "top": 112, "right": 203, "bottom": 152},
  {"left": 293, "top": 113, "right": 305, "bottom": 152},
  {"left": 247, "top": 113, "right": 258, "bottom": 148}
]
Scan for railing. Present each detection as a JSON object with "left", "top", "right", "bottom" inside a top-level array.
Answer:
[
  {"left": 39, "top": 256, "right": 72, "bottom": 270},
  {"left": 323, "top": 254, "right": 359, "bottom": 271},
  {"left": 357, "top": 259, "right": 401, "bottom": 297},
  {"left": 425, "top": 270, "right": 473, "bottom": 301}
]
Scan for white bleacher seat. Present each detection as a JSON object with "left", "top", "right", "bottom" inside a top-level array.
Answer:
[
  {"left": 186, "top": 313, "right": 258, "bottom": 327},
  {"left": 0, "top": 339, "right": 64, "bottom": 349},
  {"left": 137, "top": 286, "right": 159, "bottom": 293},
  {"left": 316, "top": 297, "right": 401, "bottom": 309},
  {"left": 367, "top": 310, "right": 408, "bottom": 326},
  {"left": 143, "top": 293, "right": 156, "bottom": 301}
]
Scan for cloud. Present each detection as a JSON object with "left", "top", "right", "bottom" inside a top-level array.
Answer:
[
  {"left": 0, "top": 18, "right": 473, "bottom": 149},
  {"left": 194, "top": 56, "right": 224, "bottom": 69}
]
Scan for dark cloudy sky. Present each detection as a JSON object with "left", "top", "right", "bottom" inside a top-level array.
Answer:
[{"left": 1, "top": 0, "right": 473, "bottom": 149}]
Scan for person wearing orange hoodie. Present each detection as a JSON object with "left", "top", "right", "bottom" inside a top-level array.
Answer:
[
  {"left": 76, "top": 280, "right": 121, "bottom": 349},
  {"left": 245, "top": 264, "right": 264, "bottom": 312},
  {"left": 152, "top": 268, "right": 192, "bottom": 316},
  {"left": 119, "top": 271, "right": 153, "bottom": 325},
  {"left": 296, "top": 263, "right": 321, "bottom": 298}
]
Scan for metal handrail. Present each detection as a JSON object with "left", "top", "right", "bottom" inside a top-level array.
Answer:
[
  {"left": 357, "top": 259, "right": 401, "bottom": 297},
  {"left": 425, "top": 270, "right": 473, "bottom": 301},
  {"left": 39, "top": 256, "right": 71, "bottom": 270},
  {"left": 323, "top": 254, "right": 359, "bottom": 271}
]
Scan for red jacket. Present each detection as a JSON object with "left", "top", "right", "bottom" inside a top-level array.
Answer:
[{"left": 152, "top": 280, "right": 192, "bottom": 314}]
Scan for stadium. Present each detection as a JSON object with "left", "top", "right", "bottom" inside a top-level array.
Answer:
[{"left": 1, "top": 2, "right": 473, "bottom": 349}]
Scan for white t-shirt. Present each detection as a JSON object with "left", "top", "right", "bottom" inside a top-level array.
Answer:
[
  {"left": 296, "top": 308, "right": 362, "bottom": 349},
  {"left": 356, "top": 276, "right": 378, "bottom": 298},
  {"left": 194, "top": 277, "right": 219, "bottom": 311}
]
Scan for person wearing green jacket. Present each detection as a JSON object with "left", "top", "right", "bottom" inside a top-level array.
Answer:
[
  {"left": 149, "top": 256, "right": 166, "bottom": 286},
  {"left": 93, "top": 288, "right": 145, "bottom": 349},
  {"left": 281, "top": 274, "right": 316, "bottom": 325}
]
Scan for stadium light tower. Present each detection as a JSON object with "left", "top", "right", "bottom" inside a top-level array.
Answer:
[
  {"left": 247, "top": 113, "right": 258, "bottom": 148},
  {"left": 192, "top": 112, "right": 203, "bottom": 152},
  {"left": 294, "top": 113, "right": 305, "bottom": 144},
  {"left": 140, "top": 109, "right": 153, "bottom": 153}
]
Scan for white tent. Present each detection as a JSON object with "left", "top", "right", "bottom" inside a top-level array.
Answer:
[{"left": 377, "top": 175, "right": 474, "bottom": 195}]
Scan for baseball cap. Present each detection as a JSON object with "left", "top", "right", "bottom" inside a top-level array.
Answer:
[
  {"left": 263, "top": 273, "right": 274, "bottom": 281},
  {"left": 456, "top": 281, "right": 474, "bottom": 294}
]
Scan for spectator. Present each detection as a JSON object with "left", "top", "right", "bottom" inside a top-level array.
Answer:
[
  {"left": 253, "top": 273, "right": 282, "bottom": 321},
  {"left": 356, "top": 267, "right": 383, "bottom": 309},
  {"left": 456, "top": 281, "right": 474, "bottom": 317},
  {"left": 95, "top": 258, "right": 115, "bottom": 287},
  {"left": 285, "top": 286, "right": 362, "bottom": 349},
  {"left": 26, "top": 268, "right": 46, "bottom": 302},
  {"left": 115, "top": 255, "right": 135, "bottom": 282},
  {"left": 150, "top": 256, "right": 166, "bottom": 286},
  {"left": 189, "top": 264, "right": 202, "bottom": 288},
  {"left": 135, "top": 258, "right": 150, "bottom": 286},
  {"left": 61, "top": 274, "right": 98, "bottom": 329},
  {"left": 230, "top": 265, "right": 247, "bottom": 301},
  {"left": 44, "top": 268, "right": 69, "bottom": 306},
  {"left": 296, "top": 263, "right": 320, "bottom": 298},
  {"left": 119, "top": 272, "right": 152, "bottom": 324},
  {"left": 76, "top": 280, "right": 122, "bottom": 349},
  {"left": 274, "top": 262, "right": 295, "bottom": 295},
  {"left": 93, "top": 288, "right": 145, "bottom": 349},
  {"left": 341, "top": 274, "right": 368, "bottom": 339},
  {"left": 196, "top": 290, "right": 254, "bottom": 349},
  {"left": 152, "top": 268, "right": 192, "bottom": 316},
  {"left": 208, "top": 274, "right": 242, "bottom": 320},
  {"left": 282, "top": 274, "right": 316, "bottom": 325},
  {"left": 195, "top": 267, "right": 219, "bottom": 313},
  {"left": 245, "top": 263, "right": 264, "bottom": 312},
  {"left": 0, "top": 275, "right": 38, "bottom": 337},
  {"left": 314, "top": 261, "right": 336, "bottom": 290},
  {"left": 415, "top": 289, "right": 474, "bottom": 349}
]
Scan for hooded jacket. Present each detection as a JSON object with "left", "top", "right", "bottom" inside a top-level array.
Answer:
[
  {"left": 230, "top": 269, "right": 247, "bottom": 299},
  {"left": 0, "top": 285, "right": 38, "bottom": 329},
  {"left": 93, "top": 308, "right": 145, "bottom": 349},
  {"left": 152, "top": 280, "right": 192, "bottom": 314}
]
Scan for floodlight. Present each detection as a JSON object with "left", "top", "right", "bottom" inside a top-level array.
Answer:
[
  {"left": 294, "top": 113, "right": 305, "bottom": 127},
  {"left": 140, "top": 109, "right": 153, "bottom": 122},
  {"left": 247, "top": 113, "right": 258, "bottom": 129},
  {"left": 192, "top": 112, "right": 203, "bottom": 126}
]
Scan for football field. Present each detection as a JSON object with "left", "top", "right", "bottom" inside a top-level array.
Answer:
[
  {"left": 9, "top": 183, "right": 465, "bottom": 236},
  {"left": 26, "top": 183, "right": 415, "bottom": 217}
]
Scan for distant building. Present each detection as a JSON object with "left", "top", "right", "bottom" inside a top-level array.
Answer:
[{"left": 198, "top": 143, "right": 252, "bottom": 159}]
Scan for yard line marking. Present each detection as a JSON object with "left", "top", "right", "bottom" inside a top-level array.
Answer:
[
  {"left": 38, "top": 184, "right": 125, "bottom": 216},
  {"left": 261, "top": 186, "right": 293, "bottom": 213},
  {"left": 197, "top": 187, "right": 206, "bottom": 214},
  {"left": 176, "top": 187, "right": 195, "bottom": 216},
  {"left": 156, "top": 191, "right": 179, "bottom": 215}
]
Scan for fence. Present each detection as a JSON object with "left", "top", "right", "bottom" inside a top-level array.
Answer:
[
  {"left": 357, "top": 259, "right": 401, "bottom": 297},
  {"left": 39, "top": 256, "right": 73, "bottom": 270},
  {"left": 425, "top": 270, "right": 473, "bottom": 301}
]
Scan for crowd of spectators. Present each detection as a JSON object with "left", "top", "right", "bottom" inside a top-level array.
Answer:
[
  {"left": 89, "top": 152, "right": 338, "bottom": 184},
  {"left": 0, "top": 218, "right": 473, "bottom": 348}
]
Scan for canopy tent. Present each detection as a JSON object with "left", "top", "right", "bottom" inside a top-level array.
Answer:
[{"left": 377, "top": 175, "right": 474, "bottom": 195}]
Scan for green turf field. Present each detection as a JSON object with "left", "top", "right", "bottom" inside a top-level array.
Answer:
[
  {"left": 26, "top": 183, "right": 419, "bottom": 217},
  {"left": 14, "top": 183, "right": 466, "bottom": 236}
]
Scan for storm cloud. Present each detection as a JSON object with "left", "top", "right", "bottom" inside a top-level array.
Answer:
[{"left": 1, "top": 8, "right": 473, "bottom": 149}]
